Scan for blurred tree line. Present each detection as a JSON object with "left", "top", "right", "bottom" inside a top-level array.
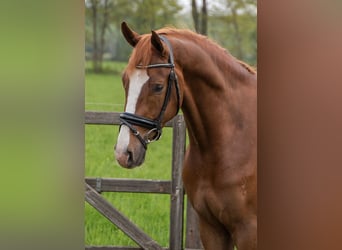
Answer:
[{"left": 85, "top": 0, "right": 256, "bottom": 73}]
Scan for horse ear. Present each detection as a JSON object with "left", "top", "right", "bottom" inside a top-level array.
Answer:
[
  {"left": 151, "top": 30, "right": 165, "bottom": 55},
  {"left": 121, "top": 22, "right": 141, "bottom": 47}
]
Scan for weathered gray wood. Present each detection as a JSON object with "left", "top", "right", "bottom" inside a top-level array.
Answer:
[
  {"left": 85, "top": 111, "right": 175, "bottom": 127},
  {"left": 169, "top": 115, "right": 186, "bottom": 250},
  {"left": 85, "top": 111, "right": 120, "bottom": 125},
  {"left": 85, "top": 183, "right": 164, "bottom": 250},
  {"left": 185, "top": 199, "right": 203, "bottom": 249},
  {"left": 85, "top": 178, "right": 171, "bottom": 194}
]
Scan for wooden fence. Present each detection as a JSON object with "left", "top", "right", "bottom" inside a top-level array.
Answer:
[{"left": 85, "top": 111, "right": 202, "bottom": 250}]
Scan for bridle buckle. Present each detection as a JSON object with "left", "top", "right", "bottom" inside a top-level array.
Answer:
[{"left": 144, "top": 128, "right": 162, "bottom": 144}]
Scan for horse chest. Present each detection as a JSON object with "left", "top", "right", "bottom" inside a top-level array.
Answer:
[
  {"left": 183, "top": 154, "right": 255, "bottom": 227},
  {"left": 185, "top": 179, "right": 244, "bottom": 227}
]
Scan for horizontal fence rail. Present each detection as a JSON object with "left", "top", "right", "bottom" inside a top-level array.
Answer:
[
  {"left": 85, "top": 178, "right": 172, "bottom": 194},
  {"left": 85, "top": 111, "right": 202, "bottom": 250}
]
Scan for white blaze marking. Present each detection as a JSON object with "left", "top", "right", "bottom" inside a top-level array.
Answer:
[
  {"left": 116, "top": 69, "right": 149, "bottom": 152},
  {"left": 125, "top": 70, "right": 149, "bottom": 113}
]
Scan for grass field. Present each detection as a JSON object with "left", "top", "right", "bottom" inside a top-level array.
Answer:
[{"left": 85, "top": 61, "right": 176, "bottom": 247}]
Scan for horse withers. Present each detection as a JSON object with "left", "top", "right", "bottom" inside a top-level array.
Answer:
[{"left": 115, "top": 22, "right": 257, "bottom": 250}]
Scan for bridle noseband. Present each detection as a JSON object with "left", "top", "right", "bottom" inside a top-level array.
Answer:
[{"left": 120, "top": 35, "right": 181, "bottom": 149}]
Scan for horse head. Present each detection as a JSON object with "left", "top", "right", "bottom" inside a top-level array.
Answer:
[{"left": 115, "top": 22, "right": 183, "bottom": 168}]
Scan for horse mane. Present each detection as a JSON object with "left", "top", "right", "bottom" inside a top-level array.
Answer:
[
  {"left": 237, "top": 59, "right": 257, "bottom": 74},
  {"left": 126, "top": 27, "right": 256, "bottom": 77}
]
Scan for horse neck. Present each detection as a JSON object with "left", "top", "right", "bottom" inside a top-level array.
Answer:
[{"left": 173, "top": 39, "right": 257, "bottom": 154}]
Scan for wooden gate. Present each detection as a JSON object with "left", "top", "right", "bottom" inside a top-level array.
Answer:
[{"left": 85, "top": 111, "right": 202, "bottom": 250}]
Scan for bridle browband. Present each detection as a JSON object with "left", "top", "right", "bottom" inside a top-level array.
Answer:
[{"left": 120, "top": 35, "right": 181, "bottom": 149}]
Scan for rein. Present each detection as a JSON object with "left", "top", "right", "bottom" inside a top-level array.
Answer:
[{"left": 120, "top": 35, "right": 181, "bottom": 149}]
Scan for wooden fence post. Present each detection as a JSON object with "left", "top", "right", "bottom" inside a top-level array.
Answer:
[{"left": 169, "top": 115, "right": 186, "bottom": 250}]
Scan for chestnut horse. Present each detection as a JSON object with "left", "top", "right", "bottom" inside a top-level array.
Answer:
[{"left": 115, "top": 22, "right": 257, "bottom": 250}]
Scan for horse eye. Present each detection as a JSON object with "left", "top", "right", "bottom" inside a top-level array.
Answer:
[{"left": 152, "top": 84, "right": 164, "bottom": 93}]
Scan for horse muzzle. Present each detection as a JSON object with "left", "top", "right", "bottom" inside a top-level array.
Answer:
[
  {"left": 114, "top": 143, "right": 146, "bottom": 169},
  {"left": 115, "top": 125, "right": 147, "bottom": 168}
]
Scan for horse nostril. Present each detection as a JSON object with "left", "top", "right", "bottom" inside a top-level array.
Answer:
[{"left": 127, "top": 149, "right": 133, "bottom": 165}]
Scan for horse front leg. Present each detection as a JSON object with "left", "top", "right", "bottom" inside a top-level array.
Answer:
[
  {"left": 198, "top": 215, "right": 234, "bottom": 250},
  {"left": 233, "top": 216, "right": 257, "bottom": 250}
]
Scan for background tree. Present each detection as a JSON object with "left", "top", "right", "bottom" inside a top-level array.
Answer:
[
  {"left": 86, "top": 0, "right": 113, "bottom": 73},
  {"left": 191, "top": 0, "right": 199, "bottom": 32},
  {"left": 98, "top": 0, "right": 111, "bottom": 69},
  {"left": 89, "top": 0, "right": 99, "bottom": 72},
  {"left": 191, "top": 0, "right": 208, "bottom": 35},
  {"left": 226, "top": 0, "right": 256, "bottom": 62},
  {"left": 85, "top": 0, "right": 257, "bottom": 71},
  {"left": 201, "top": 0, "right": 208, "bottom": 35},
  {"left": 127, "top": 0, "right": 182, "bottom": 33},
  {"left": 209, "top": 0, "right": 257, "bottom": 64},
  {"left": 85, "top": 0, "right": 183, "bottom": 70}
]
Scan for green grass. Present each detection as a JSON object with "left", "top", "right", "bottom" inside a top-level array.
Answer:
[{"left": 85, "top": 61, "right": 175, "bottom": 247}]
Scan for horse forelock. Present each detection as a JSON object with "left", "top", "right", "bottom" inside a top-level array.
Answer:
[{"left": 126, "top": 35, "right": 153, "bottom": 75}]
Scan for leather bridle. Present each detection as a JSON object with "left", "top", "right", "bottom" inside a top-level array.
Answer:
[{"left": 120, "top": 35, "right": 181, "bottom": 149}]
